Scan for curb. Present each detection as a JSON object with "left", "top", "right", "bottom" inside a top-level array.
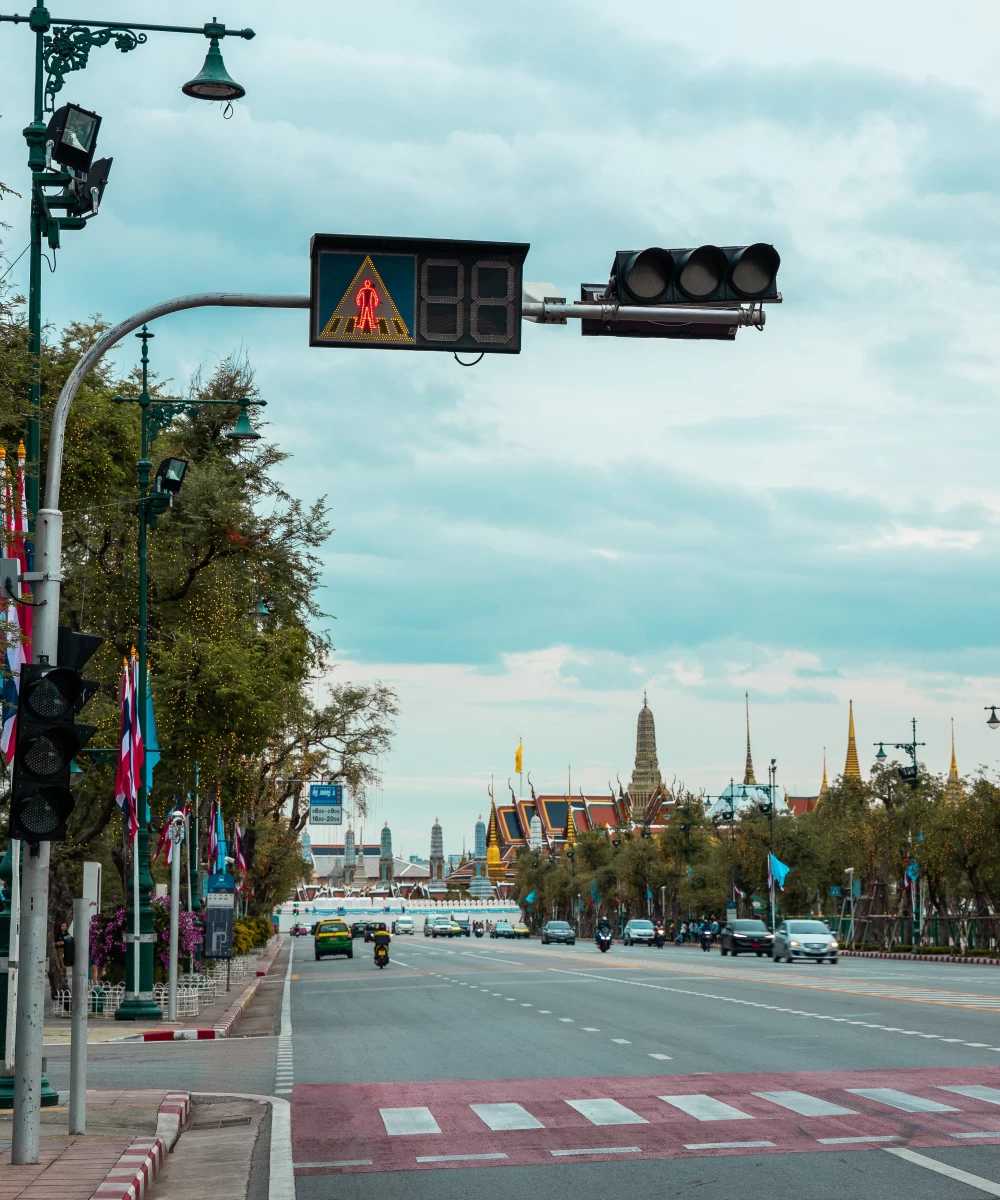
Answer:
[
  {"left": 90, "top": 1094, "right": 189, "bottom": 1199},
  {"left": 841, "top": 950, "right": 1000, "bottom": 966}
]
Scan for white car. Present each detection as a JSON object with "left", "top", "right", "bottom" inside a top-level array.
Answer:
[
  {"left": 772, "top": 919, "right": 838, "bottom": 964},
  {"left": 393, "top": 917, "right": 414, "bottom": 935}
]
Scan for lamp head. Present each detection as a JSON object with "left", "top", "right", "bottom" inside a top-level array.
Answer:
[
  {"left": 875, "top": 742, "right": 887, "bottom": 760},
  {"left": 988, "top": 707, "right": 1000, "bottom": 731},
  {"left": 154, "top": 457, "right": 188, "bottom": 495},
  {"left": 224, "top": 404, "right": 262, "bottom": 441},
  {"left": 46, "top": 103, "right": 101, "bottom": 173},
  {"left": 182, "top": 37, "right": 246, "bottom": 101}
]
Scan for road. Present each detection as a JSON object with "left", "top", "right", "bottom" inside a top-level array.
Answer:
[{"left": 45, "top": 938, "right": 1000, "bottom": 1197}]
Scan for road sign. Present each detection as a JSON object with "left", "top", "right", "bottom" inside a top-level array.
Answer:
[
  {"left": 310, "top": 235, "right": 530, "bottom": 354},
  {"left": 204, "top": 871, "right": 235, "bottom": 960},
  {"left": 829, "top": 885, "right": 841, "bottom": 898},
  {"left": 310, "top": 782, "right": 344, "bottom": 826}
]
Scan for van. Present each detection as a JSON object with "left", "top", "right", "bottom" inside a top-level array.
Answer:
[
  {"left": 451, "top": 912, "right": 472, "bottom": 937},
  {"left": 393, "top": 917, "right": 415, "bottom": 935}
]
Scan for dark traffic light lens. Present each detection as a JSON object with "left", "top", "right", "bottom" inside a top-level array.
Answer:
[
  {"left": 22, "top": 729, "right": 77, "bottom": 776},
  {"left": 622, "top": 249, "right": 674, "bottom": 301},
  {"left": 25, "top": 670, "right": 76, "bottom": 719},
  {"left": 677, "top": 245, "right": 727, "bottom": 299},
  {"left": 17, "top": 788, "right": 66, "bottom": 836},
  {"left": 728, "top": 243, "right": 780, "bottom": 298}
]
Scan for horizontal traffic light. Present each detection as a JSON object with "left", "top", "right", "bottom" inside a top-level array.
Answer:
[{"left": 610, "top": 243, "right": 780, "bottom": 305}]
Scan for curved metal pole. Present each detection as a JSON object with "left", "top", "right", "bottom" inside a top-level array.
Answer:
[{"left": 45, "top": 291, "right": 309, "bottom": 511}]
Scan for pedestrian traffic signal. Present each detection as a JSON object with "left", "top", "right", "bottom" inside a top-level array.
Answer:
[
  {"left": 9, "top": 632, "right": 102, "bottom": 843},
  {"left": 310, "top": 234, "right": 530, "bottom": 355}
]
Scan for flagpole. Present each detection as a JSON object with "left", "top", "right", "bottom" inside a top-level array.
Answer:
[{"left": 132, "top": 830, "right": 140, "bottom": 998}]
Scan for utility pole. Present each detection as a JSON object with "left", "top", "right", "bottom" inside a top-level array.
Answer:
[{"left": 167, "top": 811, "right": 185, "bottom": 1021}]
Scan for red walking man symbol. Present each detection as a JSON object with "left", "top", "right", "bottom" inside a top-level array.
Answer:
[{"left": 355, "top": 277, "right": 381, "bottom": 332}]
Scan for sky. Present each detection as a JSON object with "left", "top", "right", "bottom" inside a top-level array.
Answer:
[{"left": 4, "top": 1, "right": 1000, "bottom": 858}]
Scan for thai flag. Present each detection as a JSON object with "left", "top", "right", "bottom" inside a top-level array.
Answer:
[
  {"left": 129, "top": 651, "right": 144, "bottom": 819},
  {"left": 233, "top": 822, "right": 247, "bottom": 872},
  {"left": 114, "top": 659, "right": 139, "bottom": 839},
  {"left": 1, "top": 448, "right": 25, "bottom": 763}
]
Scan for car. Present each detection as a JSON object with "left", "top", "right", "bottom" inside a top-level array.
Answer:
[
  {"left": 511, "top": 922, "right": 530, "bottom": 939},
  {"left": 720, "top": 919, "right": 774, "bottom": 957},
  {"left": 450, "top": 912, "right": 472, "bottom": 937},
  {"left": 623, "top": 919, "right": 656, "bottom": 946},
  {"left": 491, "top": 920, "right": 514, "bottom": 939},
  {"left": 350, "top": 922, "right": 367, "bottom": 939},
  {"left": 314, "top": 919, "right": 353, "bottom": 960},
  {"left": 364, "top": 921, "right": 388, "bottom": 943},
  {"left": 393, "top": 917, "right": 414, "bottom": 935},
  {"left": 430, "top": 916, "right": 454, "bottom": 938},
  {"left": 541, "top": 920, "right": 576, "bottom": 945},
  {"left": 772, "top": 919, "right": 838, "bottom": 964},
  {"left": 289, "top": 923, "right": 308, "bottom": 937}
]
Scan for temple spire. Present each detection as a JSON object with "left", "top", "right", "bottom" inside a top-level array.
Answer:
[
  {"left": 743, "top": 692, "right": 756, "bottom": 785},
  {"left": 844, "top": 699, "right": 861, "bottom": 779},
  {"left": 564, "top": 804, "right": 577, "bottom": 847},
  {"left": 820, "top": 747, "right": 828, "bottom": 796},
  {"left": 945, "top": 718, "right": 963, "bottom": 803},
  {"left": 628, "top": 693, "right": 663, "bottom": 823},
  {"left": 486, "top": 789, "right": 503, "bottom": 882}
]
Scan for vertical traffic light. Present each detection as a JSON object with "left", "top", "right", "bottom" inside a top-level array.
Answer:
[{"left": 8, "top": 631, "right": 102, "bottom": 843}]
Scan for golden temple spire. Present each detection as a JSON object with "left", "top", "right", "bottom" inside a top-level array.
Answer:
[
  {"left": 564, "top": 805, "right": 576, "bottom": 847},
  {"left": 743, "top": 692, "right": 756, "bottom": 785},
  {"left": 844, "top": 700, "right": 861, "bottom": 779},
  {"left": 944, "top": 718, "right": 963, "bottom": 803},
  {"left": 486, "top": 786, "right": 503, "bottom": 881},
  {"left": 820, "top": 748, "right": 828, "bottom": 797}
]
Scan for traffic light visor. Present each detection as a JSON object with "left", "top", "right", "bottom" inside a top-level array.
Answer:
[
  {"left": 676, "top": 245, "right": 728, "bottom": 300},
  {"left": 620, "top": 248, "right": 674, "bottom": 302},
  {"left": 728, "top": 243, "right": 780, "bottom": 299},
  {"left": 16, "top": 787, "right": 71, "bottom": 838},
  {"left": 23, "top": 668, "right": 79, "bottom": 720}
]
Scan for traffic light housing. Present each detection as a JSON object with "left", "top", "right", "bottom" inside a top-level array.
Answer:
[{"left": 9, "top": 631, "right": 102, "bottom": 843}]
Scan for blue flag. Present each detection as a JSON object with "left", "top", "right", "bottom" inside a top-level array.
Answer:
[
  {"left": 590, "top": 880, "right": 600, "bottom": 905},
  {"left": 144, "top": 671, "right": 160, "bottom": 815},
  {"left": 768, "top": 853, "right": 790, "bottom": 892},
  {"left": 524, "top": 889, "right": 536, "bottom": 905},
  {"left": 646, "top": 885, "right": 653, "bottom": 902}
]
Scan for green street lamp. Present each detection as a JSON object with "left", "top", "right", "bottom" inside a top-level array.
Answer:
[
  {"left": 110, "top": 326, "right": 263, "bottom": 1020},
  {"left": 986, "top": 707, "right": 1000, "bottom": 731},
  {"left": 0, "top": 6, "right": 254, "bottom": 523}
]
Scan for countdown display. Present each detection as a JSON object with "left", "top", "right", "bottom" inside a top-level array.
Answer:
[{"left": 310, "top": 234, "right": 530, "bottom": 354}]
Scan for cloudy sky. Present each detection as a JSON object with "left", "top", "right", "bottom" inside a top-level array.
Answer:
[{"left": 4, "top": 1, "right": 1000, "bottom": 857}]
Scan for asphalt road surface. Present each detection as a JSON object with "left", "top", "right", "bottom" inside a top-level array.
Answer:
[{"left": 290, "top": 936, "right": 1000, "bottom": 1199}]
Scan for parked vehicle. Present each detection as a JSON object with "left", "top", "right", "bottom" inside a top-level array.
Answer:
[
  {"left": 623, "top": 919, "right": 656, "bottom": 946},
  {"left": 392, "top": 917, "right": 414, "bottom": 935},
  {"left": 314, "top": 919, "right": 353, "bottom": 961},
  {"left": 491, "top": 920, "right": 514, "bottom": 939},
  {"left": 451, "top": 912, "right": 472, "bottom": 937},
  {"left": 772, "top": 919, "right": 838, "bottom": 964},
  {"left": 720, "top": 919, "right": 774, "bottom": 958},
  {"left": 541, "top": 920, "right": 576, "bottom": 945}
]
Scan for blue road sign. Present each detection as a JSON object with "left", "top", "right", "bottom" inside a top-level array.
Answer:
[
  {"left": 829, "top": 885, "right": 842, "bottom": 898},
  {"left": 309, "top": 784, "right": 343, "bottom": 805}
]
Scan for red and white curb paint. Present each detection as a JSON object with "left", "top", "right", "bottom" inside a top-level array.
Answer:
[
  {"left": 90, "top": 1094, "right": 189, "bottom": 1199},
  {"left": 842, "top": 951, "right": 1000, "bottom": 966}
]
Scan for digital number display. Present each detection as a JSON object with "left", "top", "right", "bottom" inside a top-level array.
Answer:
[{"left": 310, "top": 234, "right": 530, "bottom": 354}]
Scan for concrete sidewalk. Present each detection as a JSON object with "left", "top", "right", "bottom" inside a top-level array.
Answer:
[{"left": 143, "top": 1096, "right": 270, "bottom": 1200}]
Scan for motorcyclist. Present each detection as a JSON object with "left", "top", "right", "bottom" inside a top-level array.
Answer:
[
  {"left": 653, "top": 921, "right": 665, "bottom": 948},
  {"left": 595, "top": 918, "right": 612, "bottom": 944},
  {"left": 372, "top": 922, "right": 391, "bottom": 965}
]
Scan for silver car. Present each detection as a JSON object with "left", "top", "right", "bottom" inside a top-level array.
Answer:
[{"left": 772, "top": 919, "right": 838, "bottom": 964}]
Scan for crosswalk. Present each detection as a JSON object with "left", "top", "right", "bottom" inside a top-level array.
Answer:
[{"left": 376, "top": 1083, "right": 995, "bottom": 1133}]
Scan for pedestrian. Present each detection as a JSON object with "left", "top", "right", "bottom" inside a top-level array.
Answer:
[{"left": 55, "top": 921, "right": 68, "bottom": 972}]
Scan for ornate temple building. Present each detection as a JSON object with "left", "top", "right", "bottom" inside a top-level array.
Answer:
[
  {"left": 627, "top": 694, "right": 664, "bottom": 824},
  {"left": 428, "top": 817, "right": 446, "bottom": 895},
  {"left": 944, "top": 719, "right": 964, "bottom": 804}
]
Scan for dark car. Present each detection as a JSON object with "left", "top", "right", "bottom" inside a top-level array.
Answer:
[
  {"left": 491, "top": 920, "right": 514, "bottom": 939},
  {"left": 720, "top": 919, "right": 774, "bottom": 957},
  {"left": 541, "top": 920, "right": 576, "bottom": 945},
  {"left": 350, "top": 922, "right": 367, "bottom": 939},
  {"left": 364, "top": 921, "right": 387, "bottom": 943}
]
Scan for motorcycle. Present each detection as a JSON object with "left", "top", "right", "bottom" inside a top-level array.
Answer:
[
  {"left": 375, "top": 943, "right": 389, "bottom": 969},
  {"left": 653, "top": 926, "right": 665, "bottom": 949},
  {"left": 473, "top": 922, "right": 484, "bottom": 938},
  {"left": 699, "top": 928, "right": 712, "bottom": 953},
  {"left": 597, "top": 932, "right": 612, "bottom": 954}
]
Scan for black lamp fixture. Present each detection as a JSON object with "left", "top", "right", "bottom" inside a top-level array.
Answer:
[
  {"left": 46, "top": 103, "right": 101, "bottom": 172},
  {"left": 154, "top": 457, "right": 188, "bottom": 495},
  {"left": 987, "top": 707, "right": 1000, "bottom": 732}
]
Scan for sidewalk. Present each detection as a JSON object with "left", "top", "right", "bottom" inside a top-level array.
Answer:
[{"left": 0, "top": 1090, "right": 174, "bottom": 1200}]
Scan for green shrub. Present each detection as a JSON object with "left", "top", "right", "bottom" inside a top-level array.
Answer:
[{"left": 232, "top": 915, "right": 273, "bottom": 955}]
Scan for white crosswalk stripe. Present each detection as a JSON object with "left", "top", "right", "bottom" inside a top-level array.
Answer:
[
  {"left": 567, "top": 1098, "right": 648, "bottom": 1125},
  {"left": 380, "top": 1107, "right": 441, "bottom": 1136},
  {"left": 846, "top": 1088, "right": 958, "bottom": 1114},
  {"left": 940, "top": 1085, "right": 1000, "bottom": 1106},
  {"left": 660, "top": 1094, "right": 753, "bottom": 1121},
  {"left": 471, "top": 1103, "right": 544, "bottom": 1131},
  {"left": 755, "top": 1091, "right": 857, "bottom": 1117}
]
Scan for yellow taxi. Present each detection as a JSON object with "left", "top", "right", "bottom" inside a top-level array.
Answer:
[
  {"left": 314, "top": 919, "right": 354, "bottom": 961},
  {"left": 511, "top": 921, "right": 530, "bottom": 940}
]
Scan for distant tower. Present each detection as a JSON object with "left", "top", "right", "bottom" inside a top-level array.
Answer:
[
  {"left": 627, "top": 692, "right": 663, "bottom": 824},
  {"left": 743, "top": 692, "right": 757, "bottom": 785},
  {"left": 486, "top": 800, "right": 504, "bottom": 883},
  {"left": 564, "top": 807, "right": 577, "bottom": 849},
  {"left": 820, "top": 749, "right": 828, "bottom": 798},
  {"left": 944, "top": 719, "right": 963, "bottom": 804},
  {"left": 529, "top": 812, "right": 543, "bottom": 852},
  {"left": 844, "top": 699, "right": 861, "bottom": 779},
  {"left": 379, "top": 820, "right": 393, "bottom": 883},
  {"left": 343, "top": 827, "right": 357, "bottom": 885},
  {"left": 469, "top": 814, "right": 491, "bottom": 899},
  {"left": 429, "top": 817, "right": 446, "bottom": 895}
]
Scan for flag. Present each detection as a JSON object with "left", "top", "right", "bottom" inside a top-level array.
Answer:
[
  {"left": 233, "top": 822, "right": 247, "bottom": 872},
  {"left": 515, "top": 740, "right": 522, "bottom": 774},
  {"left": 524, "top": 889, "right": 536, "bottom": 905},
  {"left": 1, "top": 447, "right": 26, "bottom": 763},
  {"left": 768, "top": 853, "right": 790, "bottom": 892},
  {"left": 151, "top": 818, "right": 170, "bottom": 864},
  {"left": 646, "top": 885, "right": 653, "bottom": 902},
  {"left": 129, "top": 650, "right": 144, "bottom": 819},
  {"left": 114, "top": 657, "right": 139, "bottom": 839},
  {"left": 216, "top": 803, "right": 227, "bottom": 872},
  {"left": 589, "top": 879, "right": 600, "bottom": 905},
  {"left": 733, "top": 885, "right": 744, "bottom": 898},
  {"left": 208, "top": 801, "right": 218, "bottom": 872},
  {"left": 144, "top": 671, "right": 160, "bottom": 795}
]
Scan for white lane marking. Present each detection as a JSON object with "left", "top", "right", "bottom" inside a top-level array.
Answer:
[
  {"left": 819, "top": 1135, "right": 902, "bottom": 1144},
  {"left": 559, "top": 1018, "right": 575, "bottom": 1023},
  {"left": 951, "top": 1132, "right": 1000, "bottom": 1138},
  {"left": 506, "top": 998, "right": 517, "bottom": 1002},
  {"left": 583, "top": 1027, "right": 601, "bottom": 1032},
  {"left": 941, "top": 1085, "right": 1000, "bottom": 1106},
  {"left": 755, "top": 1091, "right": 857, "bottom": 1117},
  {"left": 550, "top": 1147, "right": 641, "bottom": 1156},
  {"left": 611, "top": 1038, "right": 632, "bottom": 1044},
  {"left": 471, "top": 1103, "right": 544, "bottom": 1131},
  {"left": 538, "top": 1010, "right": 552, "bottom": 1014},
  {"left": 649, "top": 1053, "right": 673, "bottom": 1060},
  {"left": 294, "top": 1160, "right": 373, "bottom": 1169},
  {"left": 492, "top": 993, "right": 502, "bottom": 996},
  {"left": 549, "top": 968, "right": 1000, "bottom": 1050},
  {"left": 660, "top": 1094, "right": 753, "bottom": 1121},
  {"left": 521, "top": 1003, "right": 533, "bottom": 1007},
  {"left": 847, "top": 1088, "right": 958, "bottom": 1113},
  {"left": 416, "top": 1153, "right": 508, "bottom": 1163},
  {"left": 883, "top": 1146, "right": 1000, "bottom": 1196},
  {"left": 280, "top": 939, "right": 294, "bottom": 1037},
  {"left": 685, "top": 1140, "right": 775, "bottom": 1150},
  {"left": 380, "top": 1107, "right": 441, "bottom": 1136},
  {"left": 567, "top": 1098, "right": 648, "bottom": 1125}
]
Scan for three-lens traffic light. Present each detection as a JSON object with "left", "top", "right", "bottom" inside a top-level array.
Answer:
[
  {"left": 611, "top": 244, "right": 780, "bottom": 305},
  {"left": 9, "top": 631, "right": 102, "bottom": 843}
]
